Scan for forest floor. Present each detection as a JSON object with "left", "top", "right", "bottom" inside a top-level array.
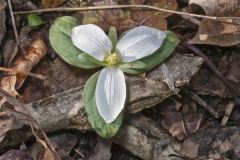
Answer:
[{"left": 0, "top": 0, "right": 240, "bottom": 160}]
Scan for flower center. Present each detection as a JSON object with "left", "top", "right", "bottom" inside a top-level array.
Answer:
[{"left": 105, "top": 52, "right": 120, "bottom": 65}]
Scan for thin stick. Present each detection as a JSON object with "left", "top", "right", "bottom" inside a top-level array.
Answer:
[
  {"left": 13, "top": 5, "right": 240, "bottom": 23},
  {"left": 180, "top": 8, "right": 201, "bottom": 26},
  {"left": 0, "top": 67, "right": 46, "bottom": 80},
  {"left": 7, "top": 0, "right": 19, "bottom": 45},
  {"left": 181, "top": 42, "right": 240, "bottom": 96},
  {"left": 30, "top": 124, "right": 61, "bottom": 160},
  {"left": 221, "top": 100, "right": 235, "bottom": 126},
  {"left": 183, "top": 89, "right": 219, "bottom": 119}
]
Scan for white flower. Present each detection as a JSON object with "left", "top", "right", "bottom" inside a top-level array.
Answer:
[{"left": 71, "top": 24, "right": 166, "bottom": 123}]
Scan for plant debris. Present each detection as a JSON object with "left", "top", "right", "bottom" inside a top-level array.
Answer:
[
  {"left": 0, "top": 0, "right": 240, "bottom": 159},
  {"left": 188, "top": 0, "right": 240, "bottom": 46}
]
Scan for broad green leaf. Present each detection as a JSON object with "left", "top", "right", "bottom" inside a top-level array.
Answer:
[
  {"left": 28, "top": 13, "right": 43, "bottom": 28},
  {"left": 83, "top": 71, "right": 123, "bottom": 138},
  {"left": 108, "top": 27, "right": 118, "bottom": 52},
  {"left": 119, "top": 31, "right": 180, "bottom": 74},
  {"left": 49, "top": 16, "right": 101, "bottom": 68}
]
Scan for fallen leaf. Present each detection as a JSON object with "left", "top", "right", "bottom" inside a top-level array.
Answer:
[
  {"left": 183, "top": 112, "right": 202, "bottom": 134},
  {"left": 181, "top": 126, "right": 240, "bottom": 159},
  {"left": 219, "top": 52, "right": 240, "bottom": 84},
  {"left": 30, "top": 126, "right": 59, "bottom": 160},
  {"left": 0, "top": 147, "right": 32, "bottom": 160},
  {"left": 49, "top": 133, "right": 77, "bottom": 160},
  {"left": 190, "top": 68, "right": 227, "bottom": 97},
  {"left": 191, "top": 51, "right": 240, "bottom": 97},
  {"left": 42, "top": 0, "right": 66, "bottom": 8},
  {"left": 0, "top": 0, "right": 6, "bottom": 45},
  {"left": 189, "top": 0, "right": 240, "bottom": 16},
  {"left": 29, "top": 139, "right": 55, "bottom": 160},
  {"left": 160, "top": 98, "right": 203, "bottom": 140},
  {"left": 160, "top": 63, "right": 176, "bottom": 92},
  {"left": 161, "top": 111, "right": 187, "bottom": 140},
  {"left": 0, "top": 110, "right": 34, "bottom": 143},
  {"left": 188, "top": 0, "right": 240, "bottom": 46},
  {"left": 2, "top": 40, "right": 18, "bottom": 67},
  {"left": 89, "top": 136, "right": 112, "bottom": 160},
  {"left": 81, "top": 0, "right": 178, "bottom": 32},
  {"left": 0, "top": 35, "right": 47, "bottom": 105},
  {"left": 22, "top": 58, "right": 95, "bottom": 103},
  {"left": 128, "top": 0, "right": 178, "bottom": 30}
]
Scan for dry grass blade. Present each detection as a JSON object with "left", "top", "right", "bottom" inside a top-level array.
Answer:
[{"left": 13, "top": 5, "right": 240, "bottom": 23}]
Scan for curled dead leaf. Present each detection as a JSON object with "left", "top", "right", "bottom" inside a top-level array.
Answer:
[
  {"left": 189, "top": 0, "right": 240, "bottom": 16},
  {"left": 188, "top": 0, "right": 240, "bottom": 46},
  {"left": 0, "top": 36, "right": 47, "bottom": 106}
]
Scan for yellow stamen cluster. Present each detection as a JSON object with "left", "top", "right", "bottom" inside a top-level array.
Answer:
[{"left": 105, "top": 52, "right": 120, "bottom": 65}]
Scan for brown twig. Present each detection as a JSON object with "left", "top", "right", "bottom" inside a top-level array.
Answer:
[
  {"left": 180, "top": 8, "right": 201, "bottom": 26},
  {"left": 13, "top": 5, "right": 240, "bottom": 23},
  {"left": 183, "top": 88, "right": 220, "bottom": 118},
  {"left": 0, "top": 67, "right": 46, "bottom": 80},
  {"left": 30, "top": 124, "right": 61, "bottom": 160},
  {"left": 181, "top": 42, "right": 240, "bottom": 96},
  {"left": 74, "top": 149, "right": 85, "bottom": 158},
  {"left": 221, "top": 100, "right": 235, "bottom": 126},
  {"left": 7, "top": 0, "right": 19, "bottom": 45}
]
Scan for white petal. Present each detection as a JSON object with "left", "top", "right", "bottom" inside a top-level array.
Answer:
[
  {"left": 95, "top": 67, "right": 126, "bottom": 123},
  {"left": 71, "top": 24, "right": 112, "bottom": 61},
  {"left": 116, "top": 26, "right": 166, "bottom": 62}
]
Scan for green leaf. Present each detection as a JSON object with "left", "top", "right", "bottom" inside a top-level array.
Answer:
[
  {"left": 119, "top": 31, "right": 180, "bottom": 74},
  {"left": 108, "top": 27, "right": 118, "bottom": 52},
  {"left": 28, "top": 13, "right": 43, "bottom": 28},
  {"left": 49, "top": 16, "right": 101, "bottom": 69},
  {"left": 83, "top": 71, "right": 124, "bottom": 138}
]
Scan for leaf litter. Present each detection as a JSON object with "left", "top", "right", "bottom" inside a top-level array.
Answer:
[
  {"left": 188, "top": 0, "right": 240, "bottom": 46},
  {"left": 0, "top": 0, "right": 240, "bottom": 159}
]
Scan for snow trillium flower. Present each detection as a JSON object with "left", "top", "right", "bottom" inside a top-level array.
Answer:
[{"left": 71, "top": 24, "right": 166, "bottom": 123}]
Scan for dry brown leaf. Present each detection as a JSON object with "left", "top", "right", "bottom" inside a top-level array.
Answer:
[
  {"left": 0, "top": 36, "right": 47, "bottom": 105},
  {"left": 161, "top": 111, "right": 203, "bottom": 140},
  {"left": 189, "top": 0, "right": 240, "bottom": 16},
  {"left": 22, "top": 58, "right": 94, "bottom": 103},
  {"left": 31, "top": 125, "right": 60, "bottom": 160},
  {"left": 191, "top": 51, "right": 240, "bottom": 97},
  {"left": 38, "top": 139, "right": 55, "bottom": 160},
  {"left": 183, "top": 112, "right": 202, "bottom": 134},
  {"left": 30, "top": 138, "right": 55, "bottom": 160},
  {"left": 42, "top": 0, "right": 66, "bottom": 8},
  {"left": 49, "top": 133, "right": 77, "bottom": 159},
  {"left": 161, "top": 111, "right": 187, "bottom": 140},
  {"left": 0, "top": 0, "right": 6, "bottom": 45},
  {"left": 181, "top": 126, "right": 240, "bottom": 159},
  {"left": 82, "top": 0, "right": 178, "bottom": 32},
  {"left": 129, "top": 0, "right": 178, "bottom": 30},
  {"left": 2, "top": 40, "right": 18, "bottom": 67},
  {"left": 188, "top": 0, "right": 240, "bottom": 46},
  {"left": 0, "top": 110, "right": 34, "bottom": 143},
  {"left": 0, "top": 147, "right": 32, "bottom": 160}
]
